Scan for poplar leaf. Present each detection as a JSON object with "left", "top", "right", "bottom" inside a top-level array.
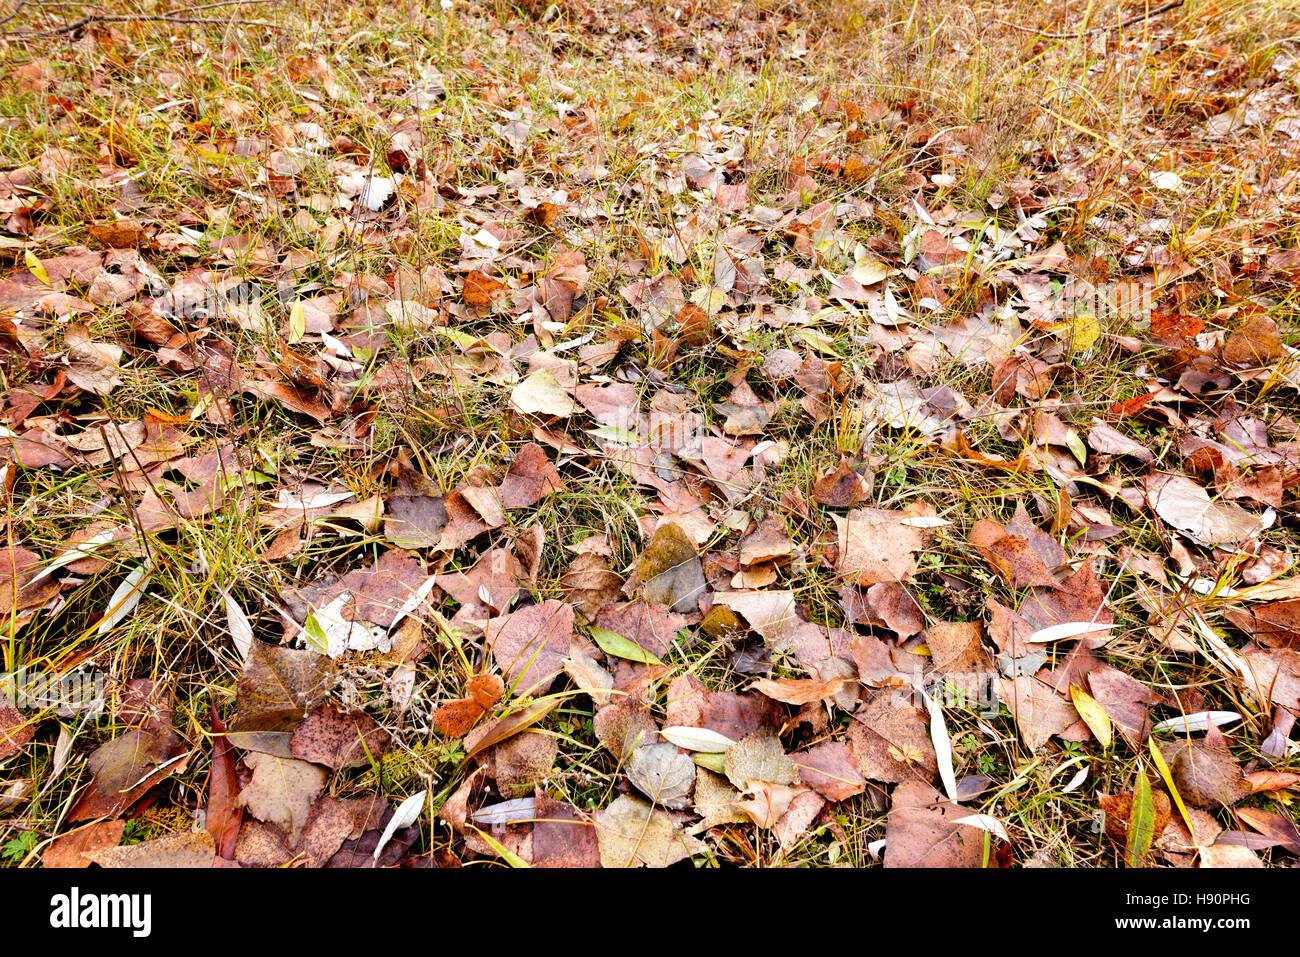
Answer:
[{"left": 1070, "top": 684, "right": 1112, "bottom": 749}]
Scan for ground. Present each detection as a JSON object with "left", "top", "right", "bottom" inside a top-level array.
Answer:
[{"left": 0, "top": 0, "right": 1298, "bottom": 869}]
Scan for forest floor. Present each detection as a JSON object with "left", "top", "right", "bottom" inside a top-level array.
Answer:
[{"left": 1, "top": 0, "right": 1299, "bottom": 868}]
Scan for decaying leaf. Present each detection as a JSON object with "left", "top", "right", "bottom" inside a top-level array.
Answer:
[
  {"left": 724, "top": 732, "right": 799, "bottom": 790},
  {"left": 290, "top": 703, "right": 390, "bottom": 769},
  {"left": 627, "top": 742, "right": 696, "bottom": 809},
  {"left": 883, "top": 780, "right": 984, "bottom": 868},
  {"left": 235, "top": 752, "right": 328, "bottom": 844},
  {"left": 595, "top": 794, "right": 693, "bottom": 868},
  {"left": 633, "top": 523, "right": 706, "bottom": 614}
]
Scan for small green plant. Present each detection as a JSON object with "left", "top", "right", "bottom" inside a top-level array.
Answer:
[{"left": 2, "top": 831, "right": 37, "bottom": 864}]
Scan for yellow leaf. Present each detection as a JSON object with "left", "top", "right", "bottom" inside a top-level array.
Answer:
[
  {"left": 1070, "top": 684, "right": 1112, "bottom": 749},
  {"left": 851, "top": 252, "right": 889, "bottom": 286},
  {"left": 287, "top": 300, "right": 306, "bottom": 344},
  {"left": 1148, "top": 736, "right": 1196, "bottom": 842},
  {"left": 888, "top": 743, "right": 925, "bottom": 765},
  {"left": 1068, "top": 312, "right": 1100, "bottom": 353},
  {"left": 690, "top": 287, "right": 729, "bottom": 316},
  {"left": 25, "top": 250, "right": 50, "bottom": 286}
]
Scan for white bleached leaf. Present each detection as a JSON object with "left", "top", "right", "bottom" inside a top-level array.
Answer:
[
  {"left": 30, "top": 530, "right": 117, "bottom": 584},
  {"left": 1178, "top": 576, "right": 1242, "bottom": 597},
  {"left": 357, "top": 176, "right": 395, "bottom": 211},
  {"left": 224, "top": 591, "right": 254, "bottom": 663},
  {"left": 1150, "top": 170, "right": 1183, "bottom": 192},
  {"left": 373, "top": 789, "right": 426, "bottom": 861},
  {"left": 926, "top": 690, "right": 959, "bottom": 802},
  {"left": 952, "top": 814, "right": 1009, "bottom": 841},
  {"left": 97, "top": 564, "right": 150, "bottom": 635},
  {"left": 899, "top": 516, "right": 951, "bottom": 528},
  {"left": 660, "top": 726, "right": 736, "bottom": 753},
  {"left": 52, "top": 726, "right": 75, "bottom": 777},
  {"left": 471, "top": 797, "right": 536, "bottom": 827},
  {"left": 1026, "top": 621, "right": 1115, "bottom": 644},
  {"left": 272, "top": 489, "right": 356, "bottom": 510},
  {"left": 386, "top": 575, "right": 439, "bottom": 633},
  {"left": 1151, "top": 711, "right": 1242, "bottom": 735},
  {"left": 308, "top": 592, "right": 390, "bottom": 658},
  {"left": 1062, "top": 764, "right": 1089, "bottom": 793}
]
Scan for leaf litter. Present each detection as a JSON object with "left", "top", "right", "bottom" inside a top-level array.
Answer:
[{"left": 0, "top": 0, "right": 1298, "bottom": 872}]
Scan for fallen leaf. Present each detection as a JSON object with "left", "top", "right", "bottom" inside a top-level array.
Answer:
[
  {"left": 234, "top": 641, "right": 337, "bottom": 732},
  {"left": 206, "top": 704, "right": 241, "bottom": 860},
  {"left": 883, "top": 779, "right": 984, "bottom": 868},
  {"left": 632, "top": 523, "right": 706, "bottom": 614},
  {"left": 290, "top": 703, "right": 391, "bottom": 769},
  {"left": 43, "top": 821, "right": 127, "bottom": 868},
  {"left": 485, "top": 599, "right": 575, "bottom": 695},
  {"left": 1160, "top": 740, "right": 1251, "bottom": 808},
  {"left": 794, "top": 741, "right": 865, "bottom": 802},
  {"left": 627, "top": 742, "right": 696, "bottom": 809},
  {"left": 1145, "top": 474, "right": 1270, "bottom": 546},
  {"left": 748, "top": 675, "right": 847, "bottom": 705},
  {"left": 724, "top": 732, "right": 798, "bottom": 790},
  {"left": 834, "top": 508, "right": 922, "bottom": 584},
  {"left": 595, "top": 794, "right": 692, "bottom": 868},
  {"left": 812, "top": 461, "right": 870, "bottom": 508},
  {"left": 235, "top": 752, "right": 328, "bottom": 844},
  {"left": 511, "top": 370, "right": 577, "bottom": 418},
  {"left": 433, "top": 673, "right": 505, "bottom": 738},
  {"left": 86, "top": 830, "right": 215, "bottom": 868}
]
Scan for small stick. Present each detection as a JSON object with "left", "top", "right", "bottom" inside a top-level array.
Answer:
[
  {"left": 3, "top": 9, "right": 280, "bottom": 36},
  {"left": 995, "top": 0, "right": 1184, "bottom": 39}
]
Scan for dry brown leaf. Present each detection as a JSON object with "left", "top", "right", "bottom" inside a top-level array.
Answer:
[{"left": 883, "top": 779, "right": 983, "bottom": 868}]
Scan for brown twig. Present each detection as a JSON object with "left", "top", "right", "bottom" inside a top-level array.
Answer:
[
  {"left": 2, "top": 7, "right": 280, "bottom": 36},
  {"left": 0, "top": 1, "right": 26, "bottom": 27},
  {"left": 995, "top": 0, "right": 1185, "bottom": 39}
]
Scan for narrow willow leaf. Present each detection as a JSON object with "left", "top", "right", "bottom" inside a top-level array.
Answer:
[
  {"left": 1062, "top": 764, "right": 1089, "bottom": 793},
  {"left": 97, "top": 564, "right": 150, "bottom": 635},
  {"left": 287, "top": 300, "right": 305, "bottom": 343},
  {"left": 30, "top": 530, "right": 116, "bottom": 584},
  {"left": 1150, "top": 711, "right": 1241, "bottom": 734},
  {"left": 374, "top": 789, "right": 425, "bottom": 861},
  {"left": 588, "top": 626, "right": 662, "bottom": 665},
  {"left": 470, "top": 826, "right": 530, "bottom": 867},
  {"left": 1148, "top": 736, "right": 1196, "bottom": 842},
  {"left": 926, "top": 692, "right": 958, "bottom": 802},
  {"left": 224, "top": 591, "right": 254, "bottom": 662},
  {"left": 1126, "top": 764, "right": 1156, "bottom": 868},
  {"left": 953, "top": 813, "right": 1009, "bottom": 842},
  {"left": 1027, "top": 621, "right": 1115, "bottom": 644},
  {"left": 661, "top": 726, "right": 735, "bottom": 753},
  {"left": 471, "top": 797, "right": 536, "bottom": 827},
  {"left": 25, "top": 250, "right": 50, "bottom": 285}
]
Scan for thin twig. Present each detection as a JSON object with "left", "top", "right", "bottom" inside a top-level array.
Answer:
[
  {"left": 170, "top": 0, "right": 280, "bottom": 13},
  {"left": 995, "top": 0, "right": 1184, "bottom": 39},
  {"left": 0, "top": 1, "right": 25, "bottom": 27},
  {"left": 3, "top": 9, "right": 279, "bottom": 36}
]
